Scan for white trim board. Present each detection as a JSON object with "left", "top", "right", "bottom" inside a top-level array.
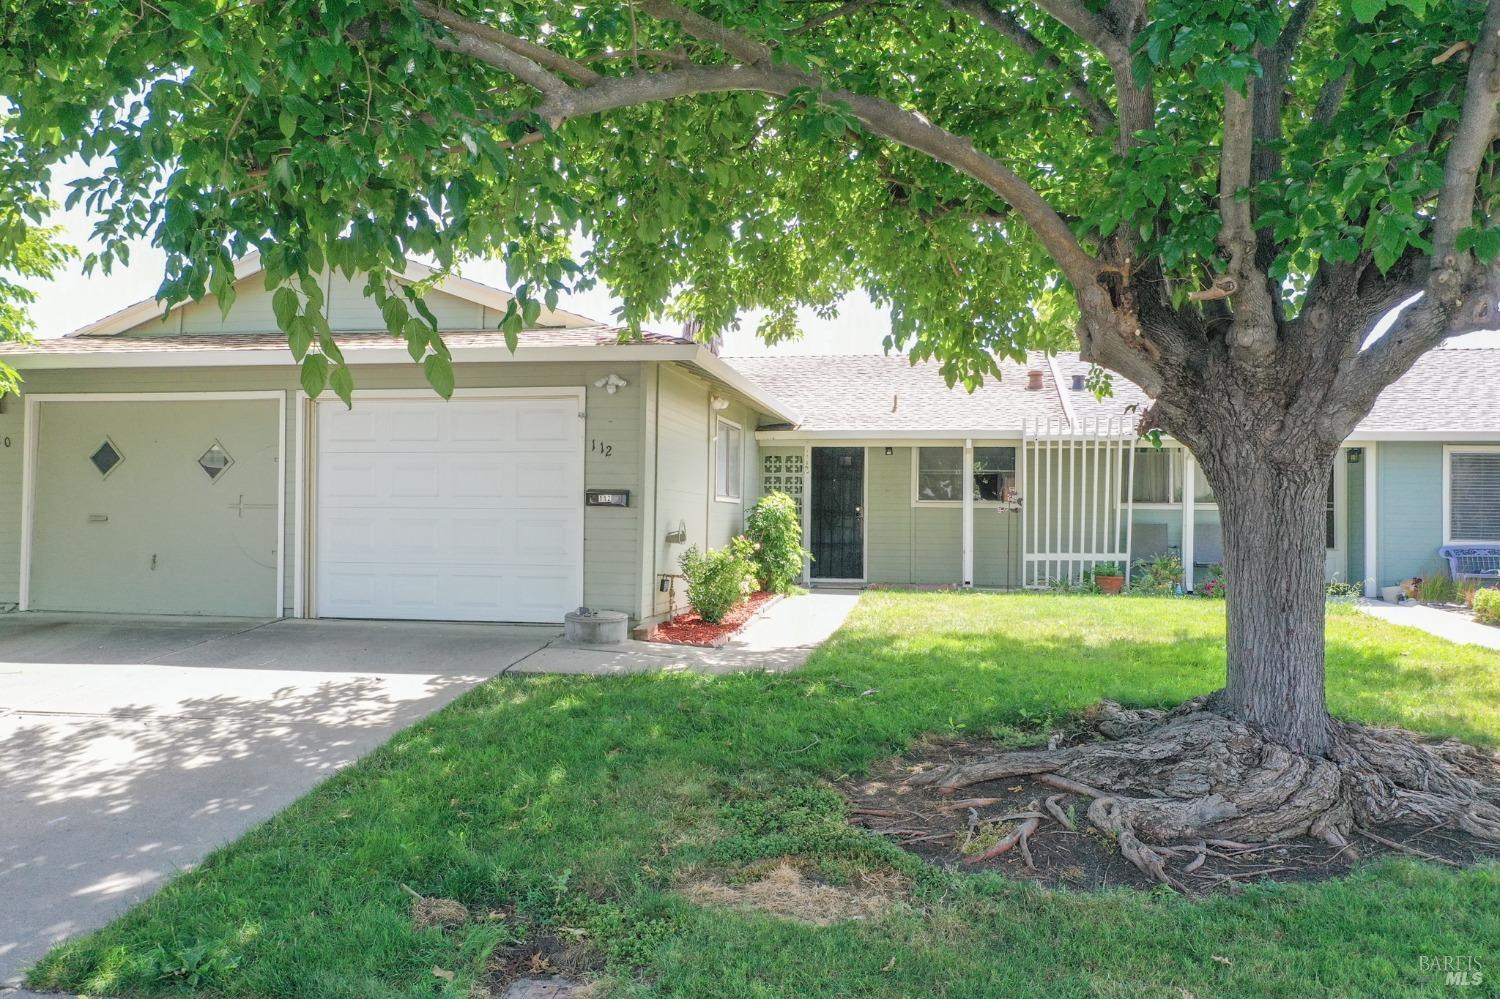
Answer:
[{"left": 18, "top": 390, "right": 287, "bottom": 614}]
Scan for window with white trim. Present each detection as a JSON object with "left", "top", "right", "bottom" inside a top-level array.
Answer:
[
  {"left": 974, "top": 446, "right": 1017, "bottom": 502},
  {"left": 1127, "top": 447, "right": 1183, "bottom": 504},
  {"left": 914, "top": 446, "right": 1016, "bottom": 503},
  {"left": 1449, "top": 450, "right": 1500, "bottom": 541},
  {"left": 915, "top": 446, "right": 963, "bottom": 502},
  {"left": 715, "top": 418, "right": 742, "bottom": 501}
]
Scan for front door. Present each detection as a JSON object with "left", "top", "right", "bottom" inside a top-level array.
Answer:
[{"left": 810, "top": 447, "right": 864, "bottom": 580}]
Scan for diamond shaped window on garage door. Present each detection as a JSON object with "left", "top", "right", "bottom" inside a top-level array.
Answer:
[
  {"left": 89, "top": 439, "right": 124, "bottom": 477},
  {"left": 197, "top": 441, "right": 234, "bottom": 482}
]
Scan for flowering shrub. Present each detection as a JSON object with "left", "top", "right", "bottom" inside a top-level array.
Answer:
[
  {"left": 1200, "top": 565, "right": 1227, "bottom": 598},
  {"left": 679, "top": 537, "right": 759, "bottom": 623}
]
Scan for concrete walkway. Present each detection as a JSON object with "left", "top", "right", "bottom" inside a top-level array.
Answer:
[
  {"left": 1355, "top": 598, "right": 1500, "bottom": 651},
  {"left": 507, "top": 589, "right": 863, "bottom": 676},
  {"left": 0, "top": 591, "right": 862, "bottom": 995}
]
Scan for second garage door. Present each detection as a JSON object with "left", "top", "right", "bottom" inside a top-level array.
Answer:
[{"left": 314, "top": 393, "right": 583, "bottom": 622}]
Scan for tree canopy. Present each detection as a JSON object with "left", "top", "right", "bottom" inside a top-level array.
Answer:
[{"left": 1, "top": 0, "right": 1496, "bottom": 409}]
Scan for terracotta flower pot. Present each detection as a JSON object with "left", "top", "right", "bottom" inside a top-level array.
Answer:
[{"left": 1097, "top": 574, "right": 1125, "bottom": 595}]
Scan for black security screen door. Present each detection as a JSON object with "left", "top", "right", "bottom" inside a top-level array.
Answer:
[{"left": 810, "top": 447, "right": 864, "bottom": 579}]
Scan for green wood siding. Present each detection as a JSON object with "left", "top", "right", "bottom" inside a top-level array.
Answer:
[
  {"left": 1376, "top": 442, "right": 1447, "bottom": 586},
  {"left": 2, "top": 362, "right": 645, "bottom": 617},
  {"left": 1346, "top": 454, "right": 1365, "bottom": 585},
  {"left": 974, "top": 510, "right": 1022, "bottom": 588},
  {"left": 865, "top": 447, "right": 912, "bottom": 584}
]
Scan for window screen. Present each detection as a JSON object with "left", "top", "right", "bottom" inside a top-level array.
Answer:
[
  {"left": 1128, "top": 448, "right": 1183, "bottom": 503},
  {"left": 915, "top": 447, "right": 963, "bottom": 501},
  {"left": 715, "top": 420, "right": 742, "bottom": 499},
  {"left": 1450, "top": 451, "right": 1500, "bottom": 541},
  {"left": 974, "top": 446, "right": 1017, "bottom": 502}
]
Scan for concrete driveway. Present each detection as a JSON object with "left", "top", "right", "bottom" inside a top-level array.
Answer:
[{"left": 0, "top": 614, "right": 555, "bottom": 992}]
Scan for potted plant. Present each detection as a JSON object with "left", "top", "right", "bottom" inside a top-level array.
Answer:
[{"left": 1092, "top": 562, "right": 1126, "bottom": 594}]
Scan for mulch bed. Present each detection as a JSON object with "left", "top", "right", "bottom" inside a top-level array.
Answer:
[
  {"left": 646, "top": 591, "right": 778, "bottom": 647},
  {"left": 841, "top": 738, "right": 1500, "bottom": 896}
]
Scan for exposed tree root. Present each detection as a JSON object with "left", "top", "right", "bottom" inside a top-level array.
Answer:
[{"left": 907, "top": 697, "right": 1500, "bottom": 888}]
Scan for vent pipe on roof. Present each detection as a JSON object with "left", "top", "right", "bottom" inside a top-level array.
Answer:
[
  {"left": 1026, "top": 369, "right": 1044, "bottom": 391},
  {"left": 1071, "top": 374, "right": 1086, "bottom": 391}
]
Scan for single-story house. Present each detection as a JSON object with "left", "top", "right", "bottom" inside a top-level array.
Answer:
[{"left": 1, "top": 257, "right": 1496, "bottom": 627}]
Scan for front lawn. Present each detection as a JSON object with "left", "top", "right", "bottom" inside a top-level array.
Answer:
[{"left": 31, "top": 593, "right": 1500, "bottom": 998}]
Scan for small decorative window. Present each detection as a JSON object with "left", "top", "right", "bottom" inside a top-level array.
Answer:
[
  {"left": 715, "top": 418, "right": 743, "bottom": 500},
  {"left": 89, "top": 439, "right": 124, "bottom": 478},
  {"left": 197, "top": 441, "right": 235, "bottom": 482}
]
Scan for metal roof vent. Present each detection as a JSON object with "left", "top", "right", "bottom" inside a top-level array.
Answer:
[
  {"left": 1026, "top": 369, "right": 1044, "bottom": 391},
  {"left": 1071, "top": 374, "right": 1087, "bottom": 391}
]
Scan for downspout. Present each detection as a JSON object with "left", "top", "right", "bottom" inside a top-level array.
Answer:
[{"left": 651, "top": 365, "right": 663, "bottom": 619}]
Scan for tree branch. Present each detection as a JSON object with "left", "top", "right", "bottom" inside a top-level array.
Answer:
[
  {"left": 791, "top": 0, "right": 881, "bottom": 35},
  {"left": 942, "top": 0, "right": 1115, "bottom": 135},
  {"left": 1217, "top": 81, "right": 1280, "bottom": 366},
  {"left": 410, "top": 0, "right": 1101, "bottom": 293},
  {"left": 1252, "top": 0, "right": 1318, "bottom": 186},
  {"left": 1345, "top": 0, "right": 1500, "bottom": 403},
  {"left": 411, "top": 0, "right": 579, "bottom": 96}
]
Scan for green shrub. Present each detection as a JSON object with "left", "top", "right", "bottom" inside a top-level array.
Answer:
[
  {"left": 745, "top": 491, "right": 811, "bottom": 593},
  {"left": 1474, "top": 587, "right": 1500, "bottom": 626},
  {"left": 679, "top": 536, "right": 759, "bottom": 623},
  {"left": 1132, "top": 552, "right": 1184, "bottom": 594},
  {"left": 1200, "top": 564, "right": 1228, "bottom": 598}
]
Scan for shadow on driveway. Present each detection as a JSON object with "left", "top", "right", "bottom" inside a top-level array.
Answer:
[{"left": 0, "top": 614, "right": 555, "bottom": 989}]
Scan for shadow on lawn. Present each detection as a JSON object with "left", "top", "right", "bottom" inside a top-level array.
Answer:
[
  {"left": 24, "top": 599, "right": 1500, "bottom": 998},
  {"left": 1, "top": 670, "right": 483, "bottom": 989}
]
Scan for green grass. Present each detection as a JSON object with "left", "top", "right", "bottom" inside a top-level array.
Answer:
[{"left": 30, "top": 593, "right": 1500, "bottom": 998}]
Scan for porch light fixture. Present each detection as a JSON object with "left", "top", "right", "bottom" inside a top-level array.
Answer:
[
  {"left": 884, "top": 447, "right": 894, "bottom": 456},
  {"left": 710, "top": 395, "right": 730, "bottom": 411},
  {"left": 592, "top": 373, "right": 629, "bottom": 394}
]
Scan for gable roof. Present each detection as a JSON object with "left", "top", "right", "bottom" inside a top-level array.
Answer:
[
  {"left": 67, "top": 252, "right": 599, "bottom": 338},
  {"left": 732, "top": 346, "right": 1500, "bottom": 441}
]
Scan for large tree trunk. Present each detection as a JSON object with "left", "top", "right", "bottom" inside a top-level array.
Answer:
[{"left": 1202, "top": 447, "right": 1337, "bottom": 756}]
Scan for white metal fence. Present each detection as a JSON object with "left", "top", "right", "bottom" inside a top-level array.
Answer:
[{"left": 1020, "top": 417, "right": 1135, "bottom": 587}]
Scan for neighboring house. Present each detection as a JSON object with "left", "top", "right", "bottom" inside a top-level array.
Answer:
[
  {"left": 733, "top": 349, "right": 1500, "bottom": 596},
  {"left": 0, "top": 258, "right": 1496, "bottom": 627}
]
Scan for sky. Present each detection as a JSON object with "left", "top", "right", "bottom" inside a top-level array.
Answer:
[{"left": 17, "top": 158, "right": 1499, "bottom": 353}]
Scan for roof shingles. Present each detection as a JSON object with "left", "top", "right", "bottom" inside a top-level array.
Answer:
[{"left": 728, "top": 353, "right": 1067, "bottom": 432}]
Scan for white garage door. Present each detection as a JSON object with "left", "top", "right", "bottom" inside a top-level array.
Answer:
[{"left": 315, "top": 393, "right": 583, "bottom": 622}]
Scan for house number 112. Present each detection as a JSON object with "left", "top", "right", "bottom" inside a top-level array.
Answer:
[{"left": 591, "top": 439, "right": 613, "bottom": 457}]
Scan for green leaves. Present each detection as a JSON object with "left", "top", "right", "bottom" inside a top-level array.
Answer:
[{"left": 0, "top": 0, "right": 1485, "bottom": 397}]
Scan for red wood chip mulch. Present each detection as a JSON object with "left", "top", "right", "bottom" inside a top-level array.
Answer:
[{"left": 647, "top": 591, "right": 777, "bottom": 647}]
